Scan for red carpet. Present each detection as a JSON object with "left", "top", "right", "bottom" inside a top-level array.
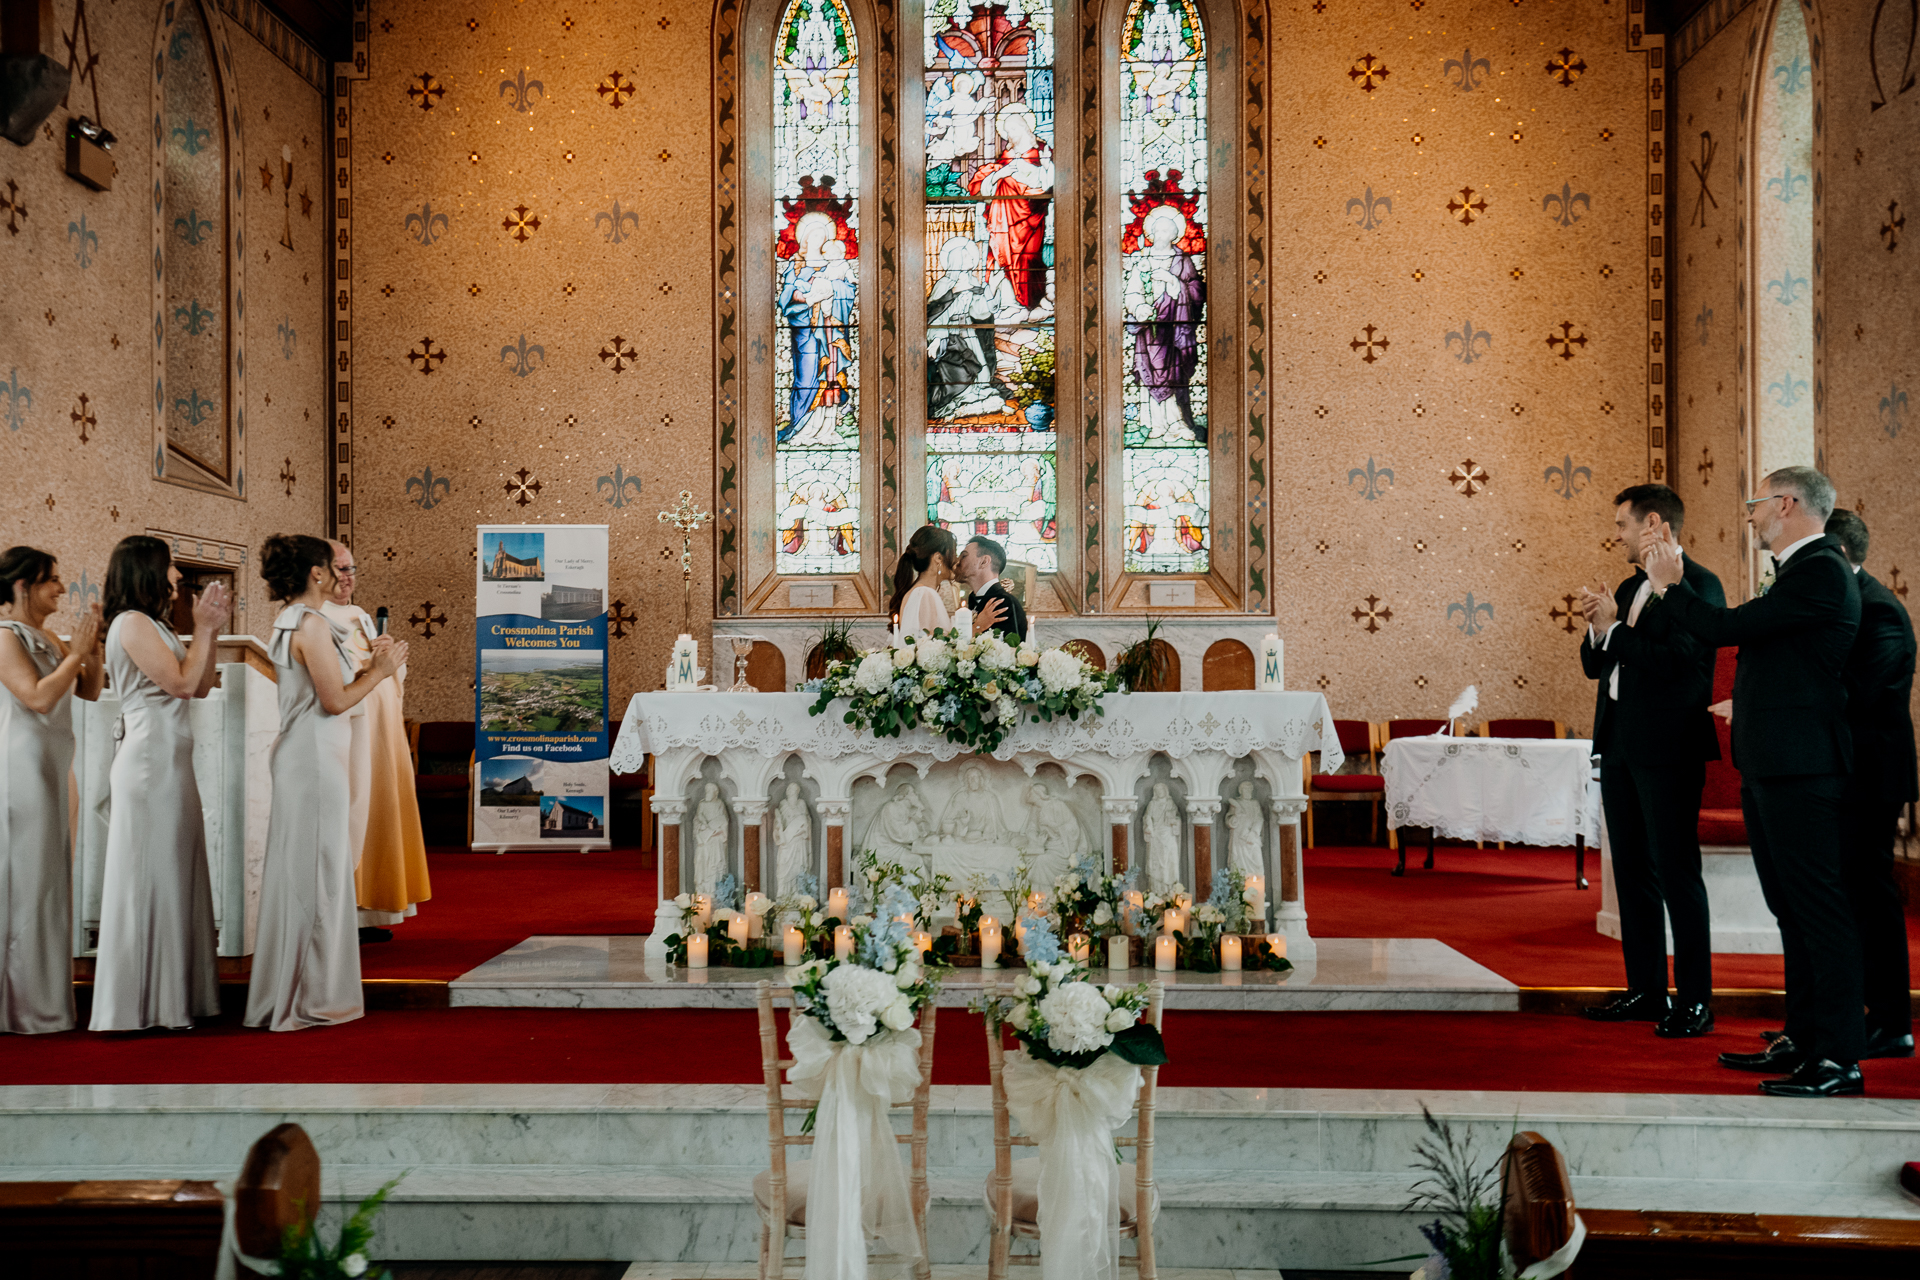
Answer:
[{"left": 6, "top": 1007, "right": 1919, "bottom": 1097}]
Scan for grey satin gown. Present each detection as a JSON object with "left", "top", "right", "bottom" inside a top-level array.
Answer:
[
  {"left": 90, "top": 612, "right": 220, "bottom": 1031},
  {"left": 0, "top": 621, "right": 78, "bottom": 1033},
  {"left": 245, "top": 604, "right": 363, "bottom": 1031}
]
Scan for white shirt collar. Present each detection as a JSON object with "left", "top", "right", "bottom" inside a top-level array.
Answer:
[{"left": 1772, "top": 532, "right": 1824, "bottom": 567}]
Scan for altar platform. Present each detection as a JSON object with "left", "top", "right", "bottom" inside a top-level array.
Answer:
[{"left": 446, "top": 935, "right": 1519, "bottom": 1012}]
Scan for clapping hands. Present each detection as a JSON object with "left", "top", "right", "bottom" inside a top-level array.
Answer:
[
  {"left": 1578, "top": 586, "right": 1617, "bottom": 630},
  {"left": 1641, "top": 519, "right": 1684, "bottom": 590},
  {"left": 370, "top": 634, "right": 409, "bottom": 678},
  {"left": 191, "top": 581, "right": 231, "bottom": 633},
  {"left": 71, "top": 602, "right": 104, "bottom": 655}
]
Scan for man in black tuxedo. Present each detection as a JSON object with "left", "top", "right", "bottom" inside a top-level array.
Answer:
[
  {"left": 954, "top": 535, "right": 1028, "bottom": 642},
  {"left": 1576, "top": 484, "right": 1724, "bottom": 1037},
  {"left": 1825, "top": 509, "right": 1917, "bottom": 1060},
  {"left": 1644, "top": 465, "right": 1864, "bottom": 1097}
]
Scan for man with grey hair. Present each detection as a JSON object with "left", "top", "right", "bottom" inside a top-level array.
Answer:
[{"left": 1643, "top": 464, "right": 1864, "bottom": 1096}]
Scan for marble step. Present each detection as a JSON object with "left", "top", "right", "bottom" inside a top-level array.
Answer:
[
  {"left": 5, "top": 1084, "right": 1917, "bottom": 1190},
  {"left": 5, "top": 1161, "right": 1915, "bottom": 1269}
]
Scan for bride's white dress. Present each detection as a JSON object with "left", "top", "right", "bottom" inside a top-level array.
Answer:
[{"left": 896, "top": 583, "right": 949, "bottom": 637}]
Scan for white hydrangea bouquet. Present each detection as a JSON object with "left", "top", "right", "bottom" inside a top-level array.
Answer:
[
  {"left": 980, "top": 917, "right": 1167, "bottom": 1071},
  {"left": 789, "top": 883, "right": 941, "bottom": 1047},
  {"left": 805, "top": 627, "right": 1118, "bottom": 754}
]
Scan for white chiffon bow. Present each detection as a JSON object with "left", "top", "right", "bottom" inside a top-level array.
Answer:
[
  {"left": 1002, "top": 1049, "right": 1144, "bottom": 1280},
  {"left": 786, "top": 1016, "right": 926, "bottom": 1280}
]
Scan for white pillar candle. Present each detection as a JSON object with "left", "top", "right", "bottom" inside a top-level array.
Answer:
[
  {"left": 1107, "top": 934, "right": 1131, "bottom": 972},
  {"left": 1246, "top": 876, "right": 1264, "bottom": 911},
  {"left": 1124, "top": 890, "right": 1144, "bottom": 916},
  {"left": 728, "top": 914, "right": 750, "bottom": 949},
  {"left": 1266, "top": 932, "right": 1287, "bottom": 959},
  {"left": 834, "top": 924, "right": 854, "bottom": 960},
  {"left": 1154, "top": 935, "right": 1177, "bottom": 972},
  {"left": 828, "top": 887, "right": 850, "bottom": 920},
  {"left": 783, "top": 926, "right": 805, "bottom": 966},
  {"left": 981, "top": 918, "right": 1002, "bottom": 968},
  {"left": 912, "top": 930, "right": 933, "bottom": 959},
  {"left": 693, "top": 895, "right": 712, "bottom": 929},
  {"left": 687, "top": 933, "right": 709, "bottom": 969},
  {"left": 1069, "top": 933, "right": 1090, "bottom": 963},
  {"left": 1013, "top": 918, "right": 1027, "bottom": 944},
  {"left": 1221, "top": 935, "right": 1243, "bottom": 971},
  {"left": 1162, "top": 908, "right": 1181, "bottom": 936}
]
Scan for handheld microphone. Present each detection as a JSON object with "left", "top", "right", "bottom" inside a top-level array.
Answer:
[{"left": 374, "top": 606, "right": 389, "bottom": 636}]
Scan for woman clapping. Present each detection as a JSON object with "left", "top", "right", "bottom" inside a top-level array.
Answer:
[{"left": 0, "top": 548, "right": 104, "bottom": 1033}]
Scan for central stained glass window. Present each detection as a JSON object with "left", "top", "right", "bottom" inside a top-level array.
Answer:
[
  {"left": 1120, "top": 0, "right": 1209, "bottom": 574},
  {"left": 774, "top": 0, "right": 862, "bottom": 574},
  {"left": 922, "top": 0, "right": 1059, "bottom": 573}
]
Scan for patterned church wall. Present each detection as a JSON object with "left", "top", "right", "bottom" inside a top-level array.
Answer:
[{"left": 0, "top": 0, "right": 330, "bottom": 639}]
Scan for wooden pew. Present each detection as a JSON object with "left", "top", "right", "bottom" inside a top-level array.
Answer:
[
  {"left": 1574, "top": 1209, "right": 1920, "bottom": 1278},
  {"left": 0, "top": 1179, "right": 226, "bottom": 1279}
]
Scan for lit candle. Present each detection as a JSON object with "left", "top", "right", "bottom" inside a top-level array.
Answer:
[
  {"left": 1266, "top": 932, "right": 1287, "bottom": 960},
  {"left": 783, "top": 926, "right": 805, "bottom": 966},
  {"left": 834, "top": 924, "right": 854, "bottom": 960},
  {"left": 1154, "top": 935, "right": 1176, "bottom": 972},
  {"left": 1221, "top": 935, "right": 1243, "bottom": 972},
  {"left": 1124, "top": 890, "right": 1145, "bottom": 913},
  {"left": 1162, "top": 908, "right": 1181, "bottom": 936},
  {"left": 827, "top": 887, "right": 850, "bottom": 920},
  {"left": 1069, "top": 933, "right": 1090, "bottom": 962},
  {"left": 728, "top": 914, "right": 750, "bottom": 949},
  {"left": 692, "top": 895, "right": 712, "bottom": 929},
  {"left": 1013, "top": 917, "right": 1028, "bottom": 944},
  {"left": 1246, "top": 876, "right": 1265, "bottom": 925},
  {"left": 981, "top": 917, "right": 1002, "bottom": 969},
  {"left": 1107, "top": 934, "right": 1131, "bottom": 972},
  {"left": 912, "top": 930, "right": 933, "bottom": 959},
  {"left": 687, "top": 933, "right": 709, "bottom": 969}
]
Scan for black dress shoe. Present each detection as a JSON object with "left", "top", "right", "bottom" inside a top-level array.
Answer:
[
  {"left": 1863, "top": 1027, "right": 1916, "bottom": 1060},
  {"left": 1655, "top": 1002, "right": 1714, "bottom": 1038},
  {"left": 358, "top": 926, "right": 394, "bottom": 945},
  {"left": 1719, "top": 1035, "right": 1804, "bottom": 1073},
  {"left": 1758, "top": 1058, "right": 1864, "bottom": 1098},
  {"left": 1583, "top": 992, "right": 1670, "bottom": 1022},
  {"left": 1760, "top": 1028, "right": 1786, "bottom": 1043}
]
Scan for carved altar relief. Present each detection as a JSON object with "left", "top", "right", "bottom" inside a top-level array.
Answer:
[{"left": 851, "top": 759, "right": 1098, "bottom": 890}]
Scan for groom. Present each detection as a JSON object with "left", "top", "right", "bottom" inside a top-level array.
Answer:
[{"left": 955, "top": 535, "right": 1027, "bottom": 641}]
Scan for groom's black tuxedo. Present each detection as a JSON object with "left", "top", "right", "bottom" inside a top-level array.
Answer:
[{"left": 966, "top": 580, "right": 1027, "bottom": 642}]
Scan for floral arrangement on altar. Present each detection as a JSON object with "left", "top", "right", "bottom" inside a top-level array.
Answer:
[
  {"left": 790, "top": 883, "right": 943, "bottom": 1045},
  {"left": 979, "top": 917, "right": 1166, "bottom": 1069},
  {"left": 1169, "top": 869, "right": 1291, "bottom": 973},
  {"left": 804, "top": 627, "right": 1119, "bottom": 754}
]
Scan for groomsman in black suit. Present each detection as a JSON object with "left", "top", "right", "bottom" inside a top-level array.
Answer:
[
  {"left": 1577, "top": 485, "right": 1724, "bottom": 1037},
  {"left": 1824, "top": 509, "right": 1917, "bottom": 1060},
  {"left": 1644, "top": 466, "right": 1865, "bottom": 1097}
]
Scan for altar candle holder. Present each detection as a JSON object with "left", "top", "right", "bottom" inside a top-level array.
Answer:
[
  {"left": 1069, "top": 933, "right": 1090, "bottom": 963},
  {"left": 833, "top": 925, "right": 854, "bottom": 960},
  {"left": 828, "top": 887, "right": 850, "bottom": 921},
  {"left": 1221, "top": 935, "right": 1243, "bottom": 972},
  {"left": 1106, "top": 934, "right": 1131, "bottom": 972},
  {"left": 1153, "top": 935, "right": 1176, "bottom": 972},
  {"left": 1266, "top": 932, "right": 1287, "bottom": 960},
  {"left": 728, "top": 914, "right": 750, "bottom": 950},
  {"left": 692, "top": 895, "right": 712, "bottom": 930},
  {"left": 783, "top": 926, "right": 805, "bottom": 966},
  {"left": 981, "top": 918, "right": 1002, "bottom": 969},
  {"left": 687, "top": 933, "right": 710, "bottom": 969}
]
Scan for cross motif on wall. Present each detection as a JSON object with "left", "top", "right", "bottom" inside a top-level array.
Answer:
[
  {"left": 1545, "top": 321, "right": 1589, "bottom": 360},
  {"left": 1450, "top": 459, "right": 1490, "bottom": 496},
  {"left": 1352, "top": 595, "right": 1393, "bottom": 633},
  {"left": 407, "top": 73, "right": 445, "bottom": 111},
  {"left": 1546, "top": 48, "right": 1587, "bottom": 86},
  {"left": 1349, "top": 324, "right": 1389, "bottom": 363},
  {"left": 1, "top": 179, "right": 26, "bottom": 236},
  {"left": 1697, "top": 447, "right": 1714, "bottom": 485},
  {"left": 504, "top": 204, "right": 541, "bottom": 243},
  {"left": 408, "top": 601, "right": 449, "bottom": 638},
  {"left": 597, "top": 71, "right": 635, "bottom": 107},
  {"left": 607, "top": 599, "right": 638, "bottom": 638},
  {"left": 504, "top": 467, "right": 542, "bottom": 506},
  {"left": 599, "top": 336, "right": 638, "bottom": 372},
  {"left": 1548, "top": 594, "right": 1580, "bottom": 634},
  {"left": 1447, "top": 187, "right": 1488, "bottom": 225},
  {"left": 1347, "top": 54, "right": 1390, "bottom": 92},
  {"left": 70, "top": 393, "right": 95, "bottom": 443},
  {"left": 279, "top": 457, "right": 296, "bottom": 495},
  {"left": 1884, "top": 200, "right": 1905, "bottom": 251},
  {"left": 407, "top": 337, "right": 447, "bottom": 374},
  {"left": 1689, "top": 132, "right": 1719, "bottom": 227}
]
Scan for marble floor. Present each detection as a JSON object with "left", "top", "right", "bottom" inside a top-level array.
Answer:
[{"left": 448, "top": 936, "right": 1518, "bottom": 1012}]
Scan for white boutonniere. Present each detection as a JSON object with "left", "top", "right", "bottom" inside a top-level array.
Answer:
[{"left": 1757, "top": 560, "right": 1776, "bottom": 597}]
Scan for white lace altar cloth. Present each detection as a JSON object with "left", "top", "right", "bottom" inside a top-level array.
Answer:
[
  {"left": 610, "top": 691, "right": 1343, "bottom": 775},
  {"left": 1382, "top": 737, "right": 1599, "bottom": 847}
]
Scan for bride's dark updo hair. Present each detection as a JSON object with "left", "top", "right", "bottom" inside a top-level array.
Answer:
[
  {"left": 261, "top": 534, "right": 334, "bottom": 602},
  {"left": 887, "top": 524, "right": 956, "bottom": 620}
]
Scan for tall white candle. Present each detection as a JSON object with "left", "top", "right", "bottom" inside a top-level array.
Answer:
[
  {"left": 1069, "top": 933, "right": 1090, "bottom": 963},
  {"left": 1107, "top": 934, "right": 1131, "bottom": 972},
  {"left": 1154, "top": 935, "right": 1176, "bottom": 972},
  {"left": 783, "top": 926, "right": 805, "bottom": 966},
  {"left": 687, "top": 933, "right": 709, "bottom": 969},
  {"left": 692, "top": 895, "right": 712, "bottom": 929},
  {"left": 728, "top": 914, "right": 750, "bottom": 949},
  {"left": 828, "top": 887, "right": 850, "bottom": 920},
  {"left": 1266, "top": 932, "right": 1287, "bottom": 960},
  {"left": 1221, "top": 935, "right": 1243, "bottom": 971},
  {"left": 1162, "top": 908, "right": 1180, "bottom": 936},
  {"left": 981, "top": 917, "right": 1002, "bottom": 969},
  {"left": 834, "top": 925, "right": 854, "bottom": 960},
  {"left": 912, "top": 930, "right": 933, "bottom": 959}
]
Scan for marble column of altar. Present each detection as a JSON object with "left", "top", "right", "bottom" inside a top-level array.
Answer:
[
  {"left": 1188, "top": 796, "right": 1220, "bottom": 900},
  {"left": 816, "top": 798, "right": 850, "bottom": 891},
  {"left": 1103, "top": 795, "right": 1136, "bottom": 877},
  {"left": 651, "top": 796, "right": 687, "bottom": 939},
  {"left": 1271, "top": 797, "right": 1314, "bottom": 964},
  {"left": 732, "top": 796, "right": 768, "bottom": 892}
]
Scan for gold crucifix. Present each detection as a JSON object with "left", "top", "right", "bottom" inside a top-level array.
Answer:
[{"left": 657, "top": 489, "right": 711, "bottom": 635}]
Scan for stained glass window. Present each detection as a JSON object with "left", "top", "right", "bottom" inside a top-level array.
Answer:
[
  {"left": 1120, "top": 0, "right": 1209, "bottom": 575},
  {"left": 1753, "top": 0, "right": 1814, "bottom": 475},
  {"left": 162, "top": 0, "right": 230, "bottom": 482},
  {"left": 922, "top": 0, "right": 1059, "bottom": 573},
  {"left": 774, "top": 0, "right": 862, "bottom": 574}
]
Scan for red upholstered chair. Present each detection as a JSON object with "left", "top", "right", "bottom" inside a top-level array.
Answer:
[
  {"left": 1304, "top": 720, "right": 1384, "bottom": 847},
  {"left": 1698, "top": 647, "right": 1747, "bottom": 845},
  {"left": 1478, "top": 719, "right": 1567, "bottom": 740}
]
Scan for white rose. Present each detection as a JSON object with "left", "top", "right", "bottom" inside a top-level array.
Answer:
[
  {"left": 916, "top": 638, "right": 949, "bottom": 670},
  {"left": 714, "top": 907, "right": 738, "bottom": 922},
  {"left": 881, "top": 998, "right": 915, "bottom": 1030},
  {"left": 798, "top": 895, "right": 818, "bottom": 911},
  {"left": 978, "top": 636, "right": 1015, "bottom": 670},
  {"left": 895, "top": 963, "right": 921, "bottom": 988},
  {"left": 956, "top": 658, "right": 977, "bottom": 677},
  {"left": 1105, "top": 1007, "right": 1135, "bottom": 1034},
  {"left": 1017, "top": 648, "right": 1040, "bottom": 667},
  {"left": 672, "top": 893, "right": 692, "bottom": 908},
  {"left": 1019, "top": 975, "right": 1042, "bottom": 995},
  {"left": 855, "top": 651, "right": 895, "bottom": 694},
  {"left": 1007, "top": 1004, "right": 1032, "bottom": 1030},
  {"left": 342, "top": 1255, "right": 369, "bottom": 1278},
  {"left": 893, "top": 645, "right": 917, "bottom": 669},
  {"left": 1092, "top": 902, "right": 1113, "bottom": 925}
]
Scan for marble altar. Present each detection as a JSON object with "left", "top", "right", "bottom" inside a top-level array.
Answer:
[{"left": 610, "top": 691, "right": 1342, "bottom": 961}]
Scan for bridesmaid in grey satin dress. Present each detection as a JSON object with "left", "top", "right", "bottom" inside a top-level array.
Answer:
[
  {"left": 91, "top": 537, "right": 229, "bottom": 1032},
  {"left": 0, "top": 548, "right": 104, "bottom": 1033},
  {"left": 245, "top": 535, "right": 406, "bottom": 1032}
]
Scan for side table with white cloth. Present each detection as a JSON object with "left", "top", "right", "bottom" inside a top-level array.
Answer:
[
  {"left": 1381, "top": 736, "right": 1599, "bottom": 888},
  {"left": 610, "top": 691, "right": 1343, "bottom": 964}
]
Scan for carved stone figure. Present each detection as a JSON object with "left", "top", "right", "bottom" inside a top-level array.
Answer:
[
  {"left": 1025, "top": 782, "right": 1084, "bottom": 869},
  {"left": 867, "top": 782, "right": 929, "bottom": 860},
  {"left": 1142, "top": 782, "right": 1181, "bottom": 890},
  {"left": 1226, "top": 781, "right": 1264, "bottom": 878},
  {"left": 938, "top": 764, "right": 1008, "bottom": 843},
  {"left": 692, "top": 782, "right": 730, "bottom": 894},
  {"left": 772, "top": 782, "right": 813, "bottom": 894}
]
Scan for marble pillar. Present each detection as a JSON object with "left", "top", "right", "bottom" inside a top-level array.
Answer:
[
  {"left": 1188, "top": 797, "right": 1219, "bottom": 900},
  {"left": 817, "top": 798, "right": 850, "bottom": 890},
  {"left": 1270, "top": 797, "right": 1315, "bottom": 964},
  {"left": 1103, "top": 796, "right": 1136, "bottom": 877},
  {"left": 733, "top": 798, "right": 768, "bottom": 893},
  {"left": 648, "top": 797, "right": 689, "bottom": 957}
]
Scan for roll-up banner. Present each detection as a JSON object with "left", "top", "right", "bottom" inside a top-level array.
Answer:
[{"left": 474, "top": 524, "right": 611, "bottom": 851}]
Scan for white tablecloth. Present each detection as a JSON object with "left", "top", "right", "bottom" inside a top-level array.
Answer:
[
  {"left": 1382, "top": 737, "right": 1599, "bottom": 847},
  {"left": 610, "top": 691, "right": 1343, "bottom": 775}
]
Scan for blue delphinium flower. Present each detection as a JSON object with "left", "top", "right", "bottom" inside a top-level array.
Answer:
[
  {"left": 891, "top": 676, "right": 917, "bottom": 700},
  {"left": 793, "top": 872, "right": 821, "bottom": 902},
  {"left": 1020, "top": 914, "right": 1063, "bottom": 965},
  {"left": 801, "top": 678, "right": 825, "bottom": 694},
  {"left": 715, "top": 871, "right": 743, "bottom": 911},
  {"left": 940, "top": 694, "right": 962, "bottom": 721},
  {"left": 1024, "top": 677, "right": 1044, "bottom": 699}
]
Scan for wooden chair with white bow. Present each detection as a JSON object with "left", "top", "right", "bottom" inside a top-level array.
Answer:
[
  {"left": 983, "top": 985, "right": 1164, "bottom": 1280},
  {"left": 754, "top": 981, "right": 938, "bottom": 1280}
]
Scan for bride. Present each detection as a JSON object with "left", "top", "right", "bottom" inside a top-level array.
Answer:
[{"left": 886, "top": 524, "right": 1006, "bottom": 637}]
